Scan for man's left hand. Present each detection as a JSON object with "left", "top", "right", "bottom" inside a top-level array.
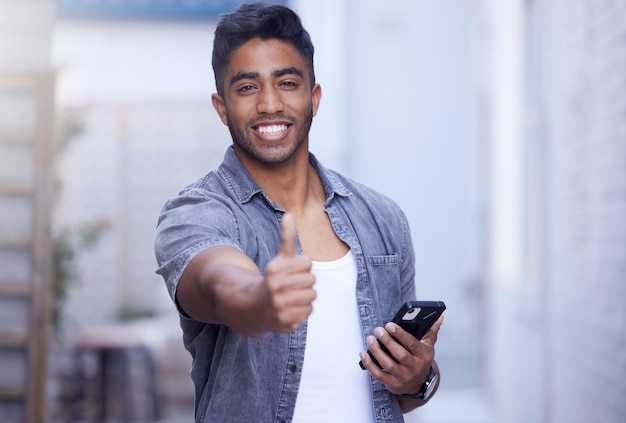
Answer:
[{"left": 359, "top": 315, "right": 443, "bottom": 397}]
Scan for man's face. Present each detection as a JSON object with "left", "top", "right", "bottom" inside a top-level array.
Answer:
[{"left": 212, "top": 38, "right": 321, "bottom": 166}]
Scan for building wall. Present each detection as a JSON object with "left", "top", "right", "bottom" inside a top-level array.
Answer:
[
  {"left": 485, "top": 0, "right": 626, "bottom": 422},
  {"left": 0, "top": 0, "right": 53, "bottom": 70},
  {"left": 538, "top": 1, "right": 626, "bottom": 422},
  {"left": 0, "top": 0, "right": 55, "bottom": 421},
  {"left": 53, "top": 18, "right": 228, "bottom": 328}
]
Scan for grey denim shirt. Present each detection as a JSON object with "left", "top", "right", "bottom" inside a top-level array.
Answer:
[{"left": 155, "top": 146, "right": 417, "bottom": 423}]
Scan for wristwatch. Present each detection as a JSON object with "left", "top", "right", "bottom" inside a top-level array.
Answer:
[{"left": 401, "top": 365, "right": 438, "bottom": 401}]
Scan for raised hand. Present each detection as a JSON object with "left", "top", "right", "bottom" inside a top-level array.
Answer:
[{"left": 262, "top": 213, "right": 316, "bottom": 333}]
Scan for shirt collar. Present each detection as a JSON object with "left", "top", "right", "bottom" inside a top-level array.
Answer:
[{"left": 218, "top": 146, "right": 352, "bottom": 205}]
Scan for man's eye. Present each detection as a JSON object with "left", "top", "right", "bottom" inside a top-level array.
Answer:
[
  {"left": 238, "top": 85, "right": 256, "bottom": 93},
  {"left": 280, "top": 81, "right": 298, "bottom": 88}
]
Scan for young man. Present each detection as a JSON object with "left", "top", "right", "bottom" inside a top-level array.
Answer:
[{"left": 155, "top": 3, "right": 442, "bottom": 422}]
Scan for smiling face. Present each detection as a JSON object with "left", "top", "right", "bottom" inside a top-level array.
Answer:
[{"left": 212, "top": 38, "right": 321, "bottom": 167}]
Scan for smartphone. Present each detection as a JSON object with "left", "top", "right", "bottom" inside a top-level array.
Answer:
[{"left": 359, "top": 300, "right": 446, "bottom": 370}]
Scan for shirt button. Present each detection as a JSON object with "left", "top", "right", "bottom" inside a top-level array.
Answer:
[{"left": 289, "top": 364, "right": 297, "bottom": 373}]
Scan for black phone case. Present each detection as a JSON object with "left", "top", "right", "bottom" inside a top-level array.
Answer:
[{"left": 359, "top": 300, "right": 446, "bottom": 370}]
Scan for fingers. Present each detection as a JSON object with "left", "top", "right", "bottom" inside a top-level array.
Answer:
[
  {"left": 385, "top": 314, "right": 444, "bottom": 349},
  {"left": 268, "top": 212, "right": 311, "bottom": 278},
  {"left": 278, "top": 213, "right": 298, "bottom": 257},
  {"left": 360, "top": 325, "right": 437, "bottom": 394},
  {"left": 366, "top": 318, "right": 443, "bottom": 371},
  {"left": 361, "top": 332, "right": 397, "bottom": 373}
]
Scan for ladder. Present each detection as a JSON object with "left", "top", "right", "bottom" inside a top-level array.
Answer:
[{"left": 0, "top": 72, "right": 54, "bottom": 423}]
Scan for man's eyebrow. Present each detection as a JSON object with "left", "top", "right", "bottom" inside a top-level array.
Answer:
[
  {"left": 230, "top": 71, "right": 259, "bottom": 87},
  {"left": 273, "top": 67, "right": 304, "bottom": 79},
  {"left": 229, "top": 67, "right": 305, "bottom": 88}
]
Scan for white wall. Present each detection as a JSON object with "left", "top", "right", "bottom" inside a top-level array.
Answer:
[
  {"left": 481, "top": 0, "right": 626, "bottom": 422},
  {"left": 53, "top": 18, "right": 230, "bottom": 327}
]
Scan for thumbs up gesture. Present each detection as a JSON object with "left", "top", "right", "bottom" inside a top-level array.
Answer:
[{"left": 262, "top": 213, "right": 316, "bottom": 333}]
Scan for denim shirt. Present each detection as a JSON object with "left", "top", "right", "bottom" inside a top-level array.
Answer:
[{"left": 155, "top": 146, "right": 416, "bottom": 423}]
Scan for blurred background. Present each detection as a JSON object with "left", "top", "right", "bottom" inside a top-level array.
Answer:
[{"left": 0, "top": 0, "right": 624, "bottom": 422}]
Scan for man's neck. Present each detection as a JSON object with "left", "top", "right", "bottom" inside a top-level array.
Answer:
[
  {"left": 234, "top": 147, "right": 325, "bottom": 213},
  {"left": 234, "top": 146, "right": 348, "bottom": 261}
]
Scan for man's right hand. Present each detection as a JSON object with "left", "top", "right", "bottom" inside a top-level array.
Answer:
[
  {"left": 262, "top": 213, "right": 316, "bottom": 333},
  {"left": 176, "top": 212, "right": 316, "bottom": 337}
]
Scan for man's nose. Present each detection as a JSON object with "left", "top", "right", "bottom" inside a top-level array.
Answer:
[{"left": 256, "top": 86, "right": 284, "bottom": 114}]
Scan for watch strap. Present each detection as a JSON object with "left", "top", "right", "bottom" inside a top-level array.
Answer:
[{"left": 401, "top": 365, "right": 437, "bottom": 400}]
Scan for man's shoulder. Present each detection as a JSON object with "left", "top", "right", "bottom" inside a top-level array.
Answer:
[{"left": 170, "top": 169, "right": 227, "bottom": 200}]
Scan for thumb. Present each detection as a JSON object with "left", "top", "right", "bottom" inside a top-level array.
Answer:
[
  {"left": 423, "top": 315, "right": 444, "bottom": 344},
  {"left": 278, "top": 213, "right": 298, "bottom": 256}
]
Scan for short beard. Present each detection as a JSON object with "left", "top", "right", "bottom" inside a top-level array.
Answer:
[{"left": 227, "top": 108, "right": 313, "bottom": 166}]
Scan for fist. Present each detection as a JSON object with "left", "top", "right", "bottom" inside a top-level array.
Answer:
[{"left": 263, "top": 213, "right": 316, "bottom": 332}]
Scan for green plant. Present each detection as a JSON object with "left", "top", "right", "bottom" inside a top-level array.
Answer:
[
  {"left": 50, "top": 106, "right": 110, "bottom": 340},
  {"left": 117, "top": 305, "right": 156, "bottom": 322},
  {"left": 51, "top": 220, "right": 109, "bottom": 340}
]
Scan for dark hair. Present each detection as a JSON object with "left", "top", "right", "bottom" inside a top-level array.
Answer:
[{"left": 212, "top": 2, "right": 315, "bottom": 95}]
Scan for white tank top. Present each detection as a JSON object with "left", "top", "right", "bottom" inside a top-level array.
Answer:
[{"left": 292, "top": 250, "right": 376, "bottom": 423}]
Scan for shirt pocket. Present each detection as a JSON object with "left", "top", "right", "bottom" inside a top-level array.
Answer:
[{"left": 367, "top": 254, "right": 402, "bottom": 321}]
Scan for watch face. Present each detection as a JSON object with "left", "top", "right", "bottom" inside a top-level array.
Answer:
[{"left": 423, "top": 374, "right": 439, "bottom": 400}]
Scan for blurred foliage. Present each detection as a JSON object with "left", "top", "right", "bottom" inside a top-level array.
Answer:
[
  {"left": 51, "top": 106, "right": 110, "bottom": 341},
  {"left": 117, "top": 305, "right": 156, "bottom": 322},
  {"left": 51, "top": 107, "right": 85, "bottom": 210},
  {"left": 51, "top": 220, "right": 109, "bottom": 340}
]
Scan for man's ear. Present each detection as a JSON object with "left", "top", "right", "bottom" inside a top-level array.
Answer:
[
  {"left": 311, "top": 83, "right": 322, "bottom": 117},
  {"left": 211, "top": 93, "right": 229, "bottom": 126}
]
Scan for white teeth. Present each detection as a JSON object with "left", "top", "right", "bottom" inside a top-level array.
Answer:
[{"left": 257, "top": 124, "right": 287, "bottom": 135}]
